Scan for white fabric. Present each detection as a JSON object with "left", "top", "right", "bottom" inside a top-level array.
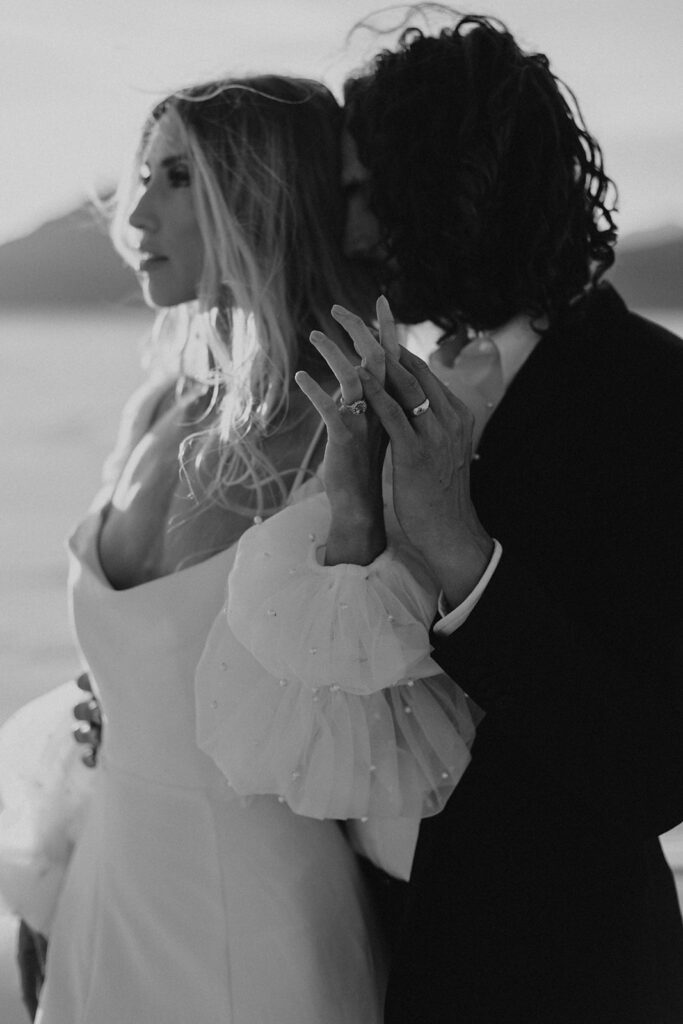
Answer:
[
  {"left": 0, "top": 681, "right": 94, "bottom": 934},
  {"left": 346, "top": 816, "right": 421, "bottom": 882},
  {"left": 429, "top": 314, "right": 540, "bottom": 393},
  {"left": 18, "top": 508, "right": 385, "bottom": 1023},
  {"left": 0, "top": 479, "right": 474, "bottom": 1020},
  {"left": 431, "top": 335, "right": 505, "bottom": 450},
  {"left": 0, "top": 359, "right": 483, "bottom": 1018},
  {"left": 493, "top": 314, "right": 542, "bottom": 386},
  {"left": 196, "top": 491, "right": 475, "bottom": 828}
]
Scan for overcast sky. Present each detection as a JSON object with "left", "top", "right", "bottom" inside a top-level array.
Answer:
[{"left": 3, "top": 0, "right": 683, "bottom": 244}]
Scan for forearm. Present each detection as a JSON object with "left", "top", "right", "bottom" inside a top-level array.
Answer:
[
  {"left": 324, "top": 500, "right": 386, "bottom": 567},
  {"left": 428, "top": 532, "right": 495, "bottom": 609}
]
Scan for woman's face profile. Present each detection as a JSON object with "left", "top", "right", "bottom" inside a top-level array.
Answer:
[{"left": 127, "top": 115, "right": 205, "bottom": 308}]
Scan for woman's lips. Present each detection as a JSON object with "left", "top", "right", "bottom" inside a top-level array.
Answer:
[{"left": 138, "top": 255, "right": 168, "bottom": 272}]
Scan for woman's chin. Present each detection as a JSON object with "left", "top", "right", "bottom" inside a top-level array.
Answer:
[{"left": 140, "top": 280, "right": 192, "bottom": 310}]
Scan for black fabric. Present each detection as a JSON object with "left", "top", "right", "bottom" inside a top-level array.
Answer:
[
  {"left": 385, "top": 286, "right": 683, "bottom": 1023},
  {"left": 355, "top": 853, "right": 409, "bottom": 957}
]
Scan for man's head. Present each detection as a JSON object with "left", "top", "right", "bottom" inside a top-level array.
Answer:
[{"left": 344, "top": 13, "right": 617, "bottom": 332}]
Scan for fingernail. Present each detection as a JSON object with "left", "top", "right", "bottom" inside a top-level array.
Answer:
[
  {"left": 377, "top": 295, "right": 390, "bottom": 313},
  {"left": 331, "top": 304, "right": 348, "bottom": 317},
  {"left": 357, "top": 366, "right": 371, "bottom": 382},
  {"left": 309, "top": 330, "right": 325, "bottom": 343}
]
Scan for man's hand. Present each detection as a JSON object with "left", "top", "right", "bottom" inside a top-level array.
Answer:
[
  {"left": 359, "top": 339, "right": 494, "bottom": 607},
  {"left": 16, "top": 920, "right": 47, "bottom": 1020},
  {"left": 72, "top": 672, "right": 102, "bottom": 768}
]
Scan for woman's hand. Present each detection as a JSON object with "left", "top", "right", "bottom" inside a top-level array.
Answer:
[
  {"left": 295, "top": 296, "right": 399, "bottom": 566},
  {"left": 72, "top": 672, "right": 102, "bottom": 768}
]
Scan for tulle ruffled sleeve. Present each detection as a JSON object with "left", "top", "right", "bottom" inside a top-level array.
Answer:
[
  {"left": 195, "top": 492, "right": 475, "bottom": 826},
  {"left": 0, "top": 681, "right": 95, "bottom": 935}
]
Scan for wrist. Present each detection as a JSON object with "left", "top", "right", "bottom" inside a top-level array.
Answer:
[
  {"left": 325, "top": 518, "right": 387, "bottom": 567},
  {"left": 427, "top": 533, "right": 494, "bottom": 608}
]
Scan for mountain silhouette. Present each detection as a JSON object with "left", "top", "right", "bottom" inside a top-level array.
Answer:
[
  {"left": 0, "top": 201, "right": 142, "bottom": 307},
  {"left": 606, "top": 226, "right": 683, "bottom": 309},
  {"left": 0, "top": 201, "right": 681, "bottom": 310}
]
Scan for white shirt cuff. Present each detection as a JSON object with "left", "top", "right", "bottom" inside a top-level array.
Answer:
[{"left": 433, "top": 540, "right": 503, "bottom": 637}]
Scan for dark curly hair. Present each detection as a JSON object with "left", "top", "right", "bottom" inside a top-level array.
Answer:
[{"left": 344, "top": 13, "right": 618, "bottom": 332}]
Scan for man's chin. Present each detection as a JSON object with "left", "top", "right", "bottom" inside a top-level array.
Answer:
[
  {"left": 348, "top": 247, "right": 399, "bottom": 289},
  {"left": 345, "top": 233, "right": 388, "bottom": 260}
]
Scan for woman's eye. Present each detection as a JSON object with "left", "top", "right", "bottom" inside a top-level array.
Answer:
[
  {"left": 168, "top": 164, "right": 191, "bottom": 188},
  {"left": 139, "top": 164, "right": 151, "bottom": 187}
]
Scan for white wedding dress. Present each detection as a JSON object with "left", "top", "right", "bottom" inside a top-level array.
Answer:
[{"left": 0, "top": 382, "right": 475, "bottom": 1024}]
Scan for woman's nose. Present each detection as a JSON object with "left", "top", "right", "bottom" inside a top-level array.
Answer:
[{"left": 128, "top": 189, "right": 156, "bottom": 233}]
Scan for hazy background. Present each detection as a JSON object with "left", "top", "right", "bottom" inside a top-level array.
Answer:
[
  {"left": 0, "top": 3, "right": 682, "bottom": 1019},
  {"left": 2, "top": 0, "right": 683, "bottom": 243}
]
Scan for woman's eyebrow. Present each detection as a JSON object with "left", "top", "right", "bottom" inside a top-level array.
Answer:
[{"left": 160, "top": 154, "right": 188, "bottom": 167}]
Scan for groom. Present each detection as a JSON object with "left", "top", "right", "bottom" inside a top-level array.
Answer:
[{"left": 343, "top": 14, "right": 683, "bottom": 1024}]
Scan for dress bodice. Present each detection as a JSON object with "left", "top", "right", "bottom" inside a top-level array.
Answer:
[
  {"left": 67, "top": 509, "right": 238, "bottom": 790},
  {"left": 65, "top": 377, "right": 328, "bottom": 790}
]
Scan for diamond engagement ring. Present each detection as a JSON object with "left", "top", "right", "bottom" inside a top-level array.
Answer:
[
  {"left": 409, "top": 397, "right": 430, "bottom": 417},
  {"left": 338, "top": 397, "right": 367, "bottom": 415}
]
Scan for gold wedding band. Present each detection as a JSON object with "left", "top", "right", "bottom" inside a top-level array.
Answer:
[
  {"left": 338, "top": 397, "right": 367, "bottom": 415},
  {"left": 409, "top": 397, "right": 430, "bottom": 417}
]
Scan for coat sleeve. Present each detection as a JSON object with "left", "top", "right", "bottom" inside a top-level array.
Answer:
[{"left": 431, "top": 414, "right": 683, "bottom": 839}]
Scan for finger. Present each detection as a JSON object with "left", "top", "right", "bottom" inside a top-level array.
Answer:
[
  {"left": 397, "top": 345, "right": 472, "bottom": 419},
  {"left": 294, "top": 371, "right": 351, "bottom": 444},
  {"left": 330, "top": 305, "right": 385, "bottom": 383},
  {"left": 382, "top": 355, "right": 436, "bottom": 425},
  {"left": 73, "top": 722, "right": 98, "bottom": 745},
  {"left": 73, "top": 698, "right": 102, "bottom": 727},
  {"left": 82, "top": 749, "right": 98, "bottom": 769},
  {"left": 309, "top": 331, "right": 362, "bottom": 403},
  {"left": 87, "top": 698, "right": 102, "bottom": 725},
  {"left": 376, "top": 296, "right": 400, "bottom": 361},
  {"left": 294, "top": 369, "right": 337, "bottom": 420},
  {"left": 357, "top": 367, "right": 416, "bottom": 448},
  {"left": 391, "top": 349, "right": 474, "bottom": 459},
  {"left": 75, "top": 671, "right": 92, "bottom": 693}
]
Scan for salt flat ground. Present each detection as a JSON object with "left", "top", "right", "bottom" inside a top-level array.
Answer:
[{"left": 0, "top": 307, "right": 681, "bottom": 1019}]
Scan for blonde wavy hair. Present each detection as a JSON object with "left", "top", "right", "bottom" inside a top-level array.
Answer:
[{"left": 111, "top": 75, "right": 373, "bottom": 515}]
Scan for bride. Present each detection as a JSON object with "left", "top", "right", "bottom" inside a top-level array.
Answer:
[{"left": 0, "top": 74, "right": 474, "bottom": 1023}]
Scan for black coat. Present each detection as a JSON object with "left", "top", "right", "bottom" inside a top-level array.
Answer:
[{"left": 384, "top": 286, "right": 683, "bottom": 1023}]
